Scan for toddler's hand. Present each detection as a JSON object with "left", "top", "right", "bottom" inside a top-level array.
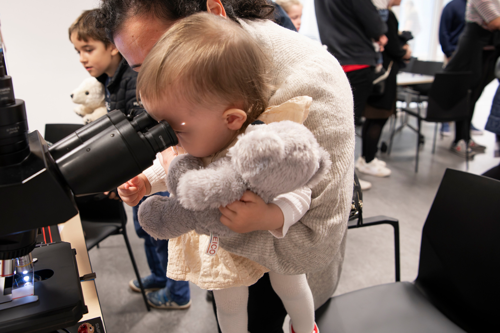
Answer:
[
  {"left": 219, "top": 191, "right": 284, "bottom": 233},
  {"left": 117, "top": 174, "right": 151, "bottom": 207}
]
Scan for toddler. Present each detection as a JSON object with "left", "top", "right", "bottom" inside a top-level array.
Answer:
[{"left": 137, "top": 13, "right": 320, "bottom": 333}]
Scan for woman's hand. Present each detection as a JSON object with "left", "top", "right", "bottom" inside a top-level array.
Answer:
[
  {"left": 160, "top": 146, "right": 186, "bottom": 173},
  {"left": 402, "top": 44, "right": 412, "bottom": 60},
  {"left": 219, "top": 191, "right": 284, "bottom": 233},
  {"left": 117, "top": 173, "right": 151, "bottom": 206}
]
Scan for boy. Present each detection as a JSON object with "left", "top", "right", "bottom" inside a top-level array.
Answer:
[{"left": 68, "top": 9, "right": 191, "bottom": 309}]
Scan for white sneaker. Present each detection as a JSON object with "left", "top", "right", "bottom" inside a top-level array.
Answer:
[
  {"left": 356, "top": 157, "right": 391, "bottom": 177},
  {"left": 372, "top": 157, "right": 386, "bottom": 167},
  {"left": 359, "top": 179, "right": 372, "bottom": 191}
]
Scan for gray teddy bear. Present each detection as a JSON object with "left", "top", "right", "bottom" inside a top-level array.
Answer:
[{"left": 138, "top": 120, "right": 332, "bottom": 240}]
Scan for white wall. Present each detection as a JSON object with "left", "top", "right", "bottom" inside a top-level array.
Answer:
[{"left": 1, "top": 0, "right": 100, "bottom": 135}]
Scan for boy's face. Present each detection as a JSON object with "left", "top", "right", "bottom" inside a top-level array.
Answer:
[
  {"left": 71, "top": 33, "right": 119, "bottom": 77},
  {"left": 288, "top": 5, "right": 303, "bottom": 31},
  {"left": 143, "top": 92, "right": 246, "bottom": 158}
]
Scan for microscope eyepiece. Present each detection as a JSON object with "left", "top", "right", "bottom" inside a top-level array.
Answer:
[{"left": 0, "top": 50, "right": 30, "bottom": 167}]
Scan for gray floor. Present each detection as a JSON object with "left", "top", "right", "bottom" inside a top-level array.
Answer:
[{"left": 87, "top": 81, "right": 500, "bottom": 333}]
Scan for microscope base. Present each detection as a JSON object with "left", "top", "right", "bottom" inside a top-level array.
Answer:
[
  {"left": 0, "top": 295, "right": 38, "bottom": 311},
  {"left": 0, "top": 242, "right": 86, "bottom": 333}
]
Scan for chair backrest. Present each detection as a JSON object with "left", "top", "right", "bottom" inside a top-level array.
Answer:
[
  {"left": 415, "top": 169, "right": 500, "bottom": 332},
  {"left": 410, "top": 60, "right": 444, "bottom": 76},
  {"left": 44, "top": 123, "right": 84, "bottom": 145},
  {"left": 425, "top": 72, "right": 472, "bottom": 122}
]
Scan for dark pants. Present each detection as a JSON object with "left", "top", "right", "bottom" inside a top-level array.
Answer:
[
  {"left": 212, "top": 273, "right": 288, "bottom": 333},
  {"left": 133, "top": 192, "right": 190, "bottom": 304},
  {"left": 454, "top": 49, "right": 498, "bottom": 143},
  {"left": 444, "top": 23, "right": 500, "bottom": 143},
  {"left": 345, "top": 67, "right": 375, "bottom": 124},
  {"left": 362, "top": 118, "right": 389, "bottom": 162}
]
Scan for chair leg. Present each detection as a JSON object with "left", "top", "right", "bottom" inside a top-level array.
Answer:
[
  {"left": 122, "top": 229, "right": 151, "bottom": 311},
  {"left": 387, "top": 114, "right": 398, "bottom": 156},
  {"left": 465, "top": 140, "right": 470, "bottom": 171},
  {"left": 348, "top": 216, "right": 401, "bottom": 282},
  {"left": 432, "top": 123, "right": 438, "bottom": 154},
  {"left": 415, "top": 119, "right": 421, "bottom": 173}
]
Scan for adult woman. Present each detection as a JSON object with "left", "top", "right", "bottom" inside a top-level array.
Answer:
[
  {"left": 356, "top": 0, "right": 411, "bottom": 178},
  {"left": 444, "top": 0, "right": 500, "bottom": 156},
  {"left": 98, "top": 0, "right": 354, "bottom": 331}
]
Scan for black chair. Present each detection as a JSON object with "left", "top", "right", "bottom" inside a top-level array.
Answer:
[
  {"left": 44, "top": 123, "right": 151, "bottom": 311},
  {"left": 316, "top": 169, "right": 500, "bottom": 333},
  {"left": 348, "top": 172, "right": 401, "bottom": 282},
  {"left": 389, "top": 72, "right": 472, "bottom": 172},
  {"left": 397, "top": 59, "right": 444, "bottom": 100}
]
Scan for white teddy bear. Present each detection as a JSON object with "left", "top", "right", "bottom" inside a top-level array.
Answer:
[{"left": 71, "top": 77, "right": 107, "bottom": 124}]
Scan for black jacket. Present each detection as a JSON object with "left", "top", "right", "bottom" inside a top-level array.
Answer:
[
  {"left": 368, "top": 10, "right": 407, "bottom": 111},
  {"left": 97, "top": 58, "right": 144, "bottom": 117},
  {"left": 314, "top": 0, "right": 387, "bottom": 66}
]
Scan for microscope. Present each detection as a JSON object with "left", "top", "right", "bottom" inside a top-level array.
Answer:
[{"left": 0, "top": 45, "right": 177, "bottom": 332}]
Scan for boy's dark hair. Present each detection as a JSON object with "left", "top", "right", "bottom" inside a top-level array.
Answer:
[
  {"left": 69, "top": 9, "right": 112, "bottom": 47},
  {"left": 97, "top": 0, "right": 275, "bottom": 42}
]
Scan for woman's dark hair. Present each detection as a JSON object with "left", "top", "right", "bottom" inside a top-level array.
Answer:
[{"left": 97, "top": 0, "right": 275, "bottom": 42}]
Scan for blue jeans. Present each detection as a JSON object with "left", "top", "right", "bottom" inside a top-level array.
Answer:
[{"left": 133, "top": 192, "right": 190, "bottom": 304}]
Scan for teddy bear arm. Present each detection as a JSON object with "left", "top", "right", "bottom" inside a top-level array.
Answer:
[
  {"left": 74, "top": 105, "right": 90, "bottom": 117},
  {"left": 166, "top": 154, "right": 204, "bottom": 196},
  {"left": 138, "top": 194, "right": 197, "bottom": 240}
]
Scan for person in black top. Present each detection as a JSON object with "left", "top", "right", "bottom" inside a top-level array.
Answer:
[
  {"left": 315, "top": 0, "right": 388, "bottom": 187},
  {"left": 363, "top": 0, "right": 411, "bottom": 172}
]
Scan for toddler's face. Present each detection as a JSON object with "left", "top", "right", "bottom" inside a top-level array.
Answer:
[
  {"left": 71, "top": 33, "right": 117, "bottom": 78},
  {"left": 143, "top": 93, "right": 239, "bottom": 158}
]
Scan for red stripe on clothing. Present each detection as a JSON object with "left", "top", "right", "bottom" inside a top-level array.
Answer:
[{"left": 342, "top": 64, "right": 370, "bottom": 73}]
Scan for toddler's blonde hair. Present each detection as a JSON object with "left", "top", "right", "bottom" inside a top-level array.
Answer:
[{"left": 137, "top": 12, "right": 272, "bottom": 128}]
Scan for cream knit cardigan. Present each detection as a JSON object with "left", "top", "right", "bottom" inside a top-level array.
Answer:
[{"left": 144, "top": 19, "right": 354, "bottom": 308}]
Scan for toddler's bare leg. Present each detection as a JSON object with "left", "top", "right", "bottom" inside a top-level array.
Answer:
[
  {"left": 269, "top": 271, "right": 315, "bottom": 333},
  {"left": 213, "top": 286, "right": 249, "bottom": 333}
]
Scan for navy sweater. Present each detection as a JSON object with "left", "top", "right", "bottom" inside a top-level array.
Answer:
[
  {"left": 97, "top": 57, "right": 144, "bottom": 117},
  {"left": 439, "top": 0, "right": 467, "bottom": 58}
]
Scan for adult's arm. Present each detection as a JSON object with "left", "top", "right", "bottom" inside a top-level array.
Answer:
[
  {"left": 487, "top": 16, "right": 500, "bottom": 30},
  {"left": 439, "top": 4, "right": 455, "bottom": 58},
  {"left": 220, "top": 20, "right": 354, "bottom": 280},
  {"left": 474, "top": 0, "right": 500, "bottom": 30},
  {"left": 352, "top": 0, "right": 387, "bottom": 41},
  {"left": 384, "top": 11, "right": 407, "bottom": 61}
]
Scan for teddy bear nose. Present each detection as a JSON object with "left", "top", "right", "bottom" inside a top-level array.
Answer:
[{"left": 70, "top": 94, "right": 74, "bottom": 98}]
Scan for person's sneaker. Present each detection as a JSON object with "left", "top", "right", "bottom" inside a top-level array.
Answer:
[
  {"left": 440, "top": 122, "right": 451, "bottom": 137},
  {"left": 290, "top": 321, "right": 319, "bottom": 333},
  {"left": 470, "top": 124, "right": 484, "bottom": 136},
  {"left": 147, "top": 287, "right": 191, "bottom": 310},
  {"left": 372, "top": 157, "right": 387, "bottom": 167},
  {"left": 129, "top": 274, "right": 165, "bottom": 293},
  {"left": 359, "top": 179, "right": 372, "bottom": 191},
  {"left": 356, "top": 157, "right": 391, "bottom": 177},
  {"left": 450, "top": 140, "right": 476, "bottom": 158},
  {"left": 469, "top": 139, "right": 486, "bottom": 153}
]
